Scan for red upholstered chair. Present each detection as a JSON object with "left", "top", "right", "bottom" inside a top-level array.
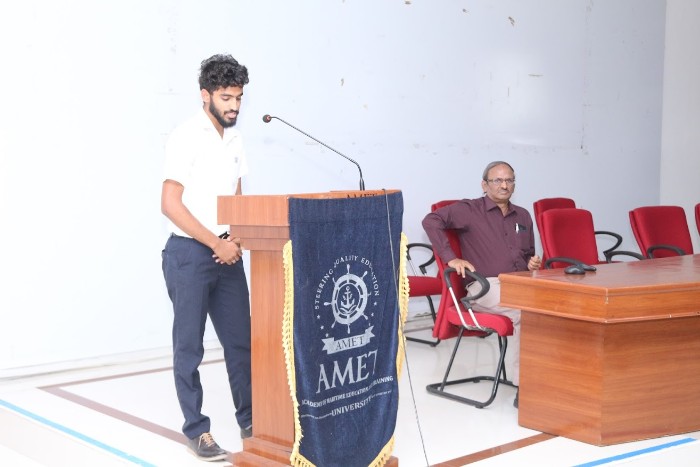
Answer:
[
  {"left": 425, "top": 200, "right": 516, "bottom": 408},
  {"left": 540, "top": 208, "right": 644, "bottom": 269},
  {"left": 695, "top": 203, "right": 700, "bottom": 237},
  {"left": 431, "top": 199, "right": 460, "bottom": 212},
  {"left": 629, "top": 206, "right": 693, "bottom": 258},
  {"left": 533, "top": 197, "right": 575, "bottom": 227},
  {"left": 403, "top": 200, "right": 458, "bottom": 346},
  {"left": 405, "top": 243, "right": 442, "bottom": 346},
  {"left": 533, "top": 197, "right": 623, "bottom": 262}
]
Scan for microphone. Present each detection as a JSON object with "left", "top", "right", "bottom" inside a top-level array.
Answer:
[{"left": 262, "top": 114, "right": 365, "bottom": 191}]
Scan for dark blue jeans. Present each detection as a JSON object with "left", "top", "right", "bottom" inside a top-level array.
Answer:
[{"left": 162, "top": 234, "right": 252, "bottom": 439}]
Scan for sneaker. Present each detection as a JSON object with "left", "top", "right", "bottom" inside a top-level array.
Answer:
[
  {"left": 240, "top": 424, "right": 253, "bottom": 439},
  {"left": 187, "top": 432, "right": 228, "bottom": 461}
]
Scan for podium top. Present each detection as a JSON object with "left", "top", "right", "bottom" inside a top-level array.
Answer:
[{"left": 217, "top": 190, "right": 400, "bottom": 251}]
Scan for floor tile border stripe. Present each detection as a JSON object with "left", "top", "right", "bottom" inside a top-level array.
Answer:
[
  {"left": 38, "top": 358, "right": 548, "bottom": 466},
  {"left": 432, "top": 432, "right": 558, "bottom": 466},
  {"left": 41, "top": 386, "right": 186, "bottom": 444},
  {"left": 572, "top": 437, "right": 698, "bottom": 467},
  {"left": 0, "top": 398, "right": 157, "bottom": 467},
  {"left": 39, "top": 358, "right": 224, "bottom": 389}
]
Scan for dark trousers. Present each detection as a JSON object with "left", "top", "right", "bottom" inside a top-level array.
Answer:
[{"left": 162, "top": 234, "right": 252, "bottom": 439}]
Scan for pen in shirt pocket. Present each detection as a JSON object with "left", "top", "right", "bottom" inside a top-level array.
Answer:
[{"left": 515, "top": 223, "right": 526, "bottom": 233}]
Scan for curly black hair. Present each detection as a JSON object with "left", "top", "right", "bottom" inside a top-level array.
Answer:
[{"left": 198, "top": 54, "right": 249, "bottom": 93}]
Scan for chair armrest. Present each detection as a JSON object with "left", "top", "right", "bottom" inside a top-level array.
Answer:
[
  {"left": 443, "top": 267, "right": 492, "bottom": 332},
  {"left": 544, "top": 256, "right": 582, "bottom": 269},
  {"left": 443, "top": 267, "right": 490, "bottom": 301},
  {"left": 647, "top": 244, "right": 687, "bottom": 258},
  {"left": 407, "top": 242, "right": 436, "bottom": 275},
  {"left": 605, "top": 250, "right": 646, "bottom": 262},
  {"left": 594, "top": 230, "right": 623, "bottom": 257}
]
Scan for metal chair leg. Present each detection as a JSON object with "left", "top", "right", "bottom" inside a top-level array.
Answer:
[{"left": 426, "top": 328, "right": 515, "bottom": 408}]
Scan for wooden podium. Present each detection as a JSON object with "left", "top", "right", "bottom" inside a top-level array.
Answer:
[
  {"left": 218, "top": 190, "right": 400, "bottom": 466},
  {"left": 500, "top": 255, "right": 700, "bottom": 446}
]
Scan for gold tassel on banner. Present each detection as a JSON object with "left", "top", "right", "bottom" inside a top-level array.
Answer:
[
  {"left": 282, "top": 240, "right": 314, "bottom": 467},
  {"left": 396, "top": 232, "right": 409, "bottom": 379}
]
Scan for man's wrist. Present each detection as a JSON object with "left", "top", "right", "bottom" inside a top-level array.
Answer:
[{"left": 206, "top": 235, "right": 223, "bottom": 251}]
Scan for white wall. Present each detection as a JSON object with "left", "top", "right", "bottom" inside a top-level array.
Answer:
[
  {"left": 0, "top": 0, "right": 677, "bottom": 373},
  {"left": 661, "top": 0, "right": 700, "bottom": 252}
]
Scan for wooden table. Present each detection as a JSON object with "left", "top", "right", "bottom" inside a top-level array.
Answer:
[{"left": 499, "top": 255, "right": 700, "bottom": 446}]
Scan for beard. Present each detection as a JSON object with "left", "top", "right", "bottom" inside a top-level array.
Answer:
[{"left": 209, "top": 101, "right": 238, "bottom": 128}]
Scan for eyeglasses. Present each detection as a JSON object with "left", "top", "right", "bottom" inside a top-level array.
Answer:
[{"left": 485, "top": 178, "right": 516, "bottom": 186}]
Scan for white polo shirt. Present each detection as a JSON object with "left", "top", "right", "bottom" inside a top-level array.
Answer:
[{"left": 164, "top": 109, "right": 249, "bottom": 237}]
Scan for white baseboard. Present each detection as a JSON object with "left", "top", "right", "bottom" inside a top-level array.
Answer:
[{"left": 0, "top": 341, "right": 224, "bottom": 383}]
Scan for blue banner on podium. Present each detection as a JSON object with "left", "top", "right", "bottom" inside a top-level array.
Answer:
[{"left": 282, "top": 192, "right": 407, "bottom": 467}]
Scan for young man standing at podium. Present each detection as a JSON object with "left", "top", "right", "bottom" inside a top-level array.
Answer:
[{"left": 161, "top": 54, "right": 252, "bottom": 461}]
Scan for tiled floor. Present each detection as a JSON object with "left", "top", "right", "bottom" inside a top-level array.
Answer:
[{"left": 1, "top": 321, "right": 699, "bottom": 466}]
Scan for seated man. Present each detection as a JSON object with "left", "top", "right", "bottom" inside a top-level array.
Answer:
[{"left": 422, "top": 160, "right": 541, "bottom": 408}]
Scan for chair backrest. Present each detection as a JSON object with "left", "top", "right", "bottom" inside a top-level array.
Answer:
[
  {"left": 431, "top": 199, "right": 459, "bottom": 212},
  {"left": 532, "top": 198, "right": 576, "bottom": 261},
  {"left": 431, "top": 230, "right": 471, "bottom": 340},
  {"left": 695, "top": 203, "right": 700, "bottom": 237},
  {"left": 629, "top": 206, "right": 693, "bottom": 258},
  {"left": 428, "top": 200, "right": 465, "bottom": 340},
  {"left": 532, "top": 197, "right": 576, "bottom": 232},
  {"left": 540, "top": 208, "right": 601, "bottom": 268}
]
